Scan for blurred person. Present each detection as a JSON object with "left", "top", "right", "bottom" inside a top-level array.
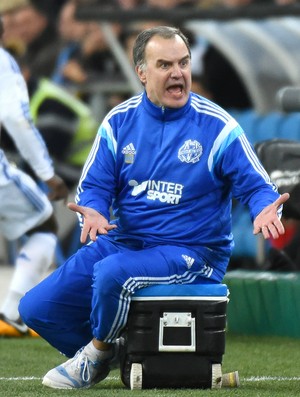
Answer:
[
  {"left": 76, "top": 22, "right": 122, "bottom": 80},
  {"left": 117, "top": 0, "right": 146, "bottom": 7},
  {"left": 30, "top": 0, "right": 68, "bottom": 22},
  {"left": 0, "top": 16, "right": 69, "bottom": 337},
  {"left": 52, "top": 0, "right": 90, "bottom": 86},
  {"left": 1, "top": 44, "right": 99, "bottom": 259},
  {"left": 19, "top": 26, "right": 288, "bottom": 389},
  {"left": 196, "top": 0, "right": 221, "bottom": 7},
  {"left": 0, "top": 0, "right": 26, "bottom": 53},
  {"left": 28, "top": 81, "right": 98, "bottom": 190},
  {"left": 2, "top": 51, "right": 99, "bottom": 189},
  {"left": 53, "top": 0, "right": 122, "bottom": 87},
  {"left": 0, "top": 0, "right": 60, "bottom": 78},
  {"left": 53, "top": 3, "right": 124, "bottom": 116}
]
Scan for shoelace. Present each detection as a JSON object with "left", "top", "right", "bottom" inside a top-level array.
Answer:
[
  {"left": 80, "top": 355, "right": 91, "bottom": 382},
  {"left": 73, "top": 347, "right": 112, "bottom": 383},
  {"left": 72, "top": 350, "right": 93, "bottom": 383}
]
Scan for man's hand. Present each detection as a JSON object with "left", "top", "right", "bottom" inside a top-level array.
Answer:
[
  {"left": 68, "top": 202, "right": 117, "bottom": 243},
  {"left": 253, "top": 193, "right": 290, "bottom": 239},
  {"left": 45, "top": 175, "right": 69, "bottom": 203}
]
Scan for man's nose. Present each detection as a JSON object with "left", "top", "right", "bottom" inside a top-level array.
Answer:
[{"left": 170, "top": 65, "right": 183, "bottom": 78}]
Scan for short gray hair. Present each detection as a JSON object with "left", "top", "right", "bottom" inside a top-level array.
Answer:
[{"left": 133, "top": 26, "right": 191, "bottom": 70}]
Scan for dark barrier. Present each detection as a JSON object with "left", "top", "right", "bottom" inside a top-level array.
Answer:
[{"left": 225, "top": 270, "right": 300, "bottom": 338}]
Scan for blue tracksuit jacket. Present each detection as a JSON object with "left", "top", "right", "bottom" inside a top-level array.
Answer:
[{"left": 76, "top": 91, "right": 279, "bottom": 275}]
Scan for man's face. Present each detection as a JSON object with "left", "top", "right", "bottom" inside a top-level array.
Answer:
[
  {"left": 12, "top": 6, "right": 47, "bottom": 45},
  {"left": 136, "top": 34, "right": 192, "bottom": 108}
]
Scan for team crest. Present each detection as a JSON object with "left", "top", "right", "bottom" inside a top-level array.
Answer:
[{"left": 178, "top": 139, "right": 202, "bottom": 163}]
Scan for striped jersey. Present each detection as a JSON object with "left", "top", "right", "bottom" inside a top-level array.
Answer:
[
  {"left": 76, "top": 91, "right": 279, "bottom": 273},
  {"left": 0, "top": 47, "right": 54, "bottom": 185}
]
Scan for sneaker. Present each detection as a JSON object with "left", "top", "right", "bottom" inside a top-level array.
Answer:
[
  {"left": 42, "top": 346, "right": 112, "bottom": 389},
  {"left": 0, "top": 313, "right": 39, "bottom": 338}
]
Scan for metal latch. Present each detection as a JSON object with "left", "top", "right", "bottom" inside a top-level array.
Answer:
[{"left": 158, "top": 312, "right": 196, "bottom": 352}]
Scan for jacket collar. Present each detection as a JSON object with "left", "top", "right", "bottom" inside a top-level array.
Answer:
[{"left": 141, "top": 91, "right": 192, "bottom": 121}]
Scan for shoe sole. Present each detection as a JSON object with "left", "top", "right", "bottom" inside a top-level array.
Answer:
[{"left": 42, "top": 366, "right": 110, "bottom": 389}]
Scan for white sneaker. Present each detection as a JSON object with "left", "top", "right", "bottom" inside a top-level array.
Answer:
[{"left": 42, "top": 347, "right": 111, "bottom": 389}]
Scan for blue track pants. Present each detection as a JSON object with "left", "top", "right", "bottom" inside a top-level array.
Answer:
[{"left": 19, "top": 235, "right": 220, "bottom": 357}]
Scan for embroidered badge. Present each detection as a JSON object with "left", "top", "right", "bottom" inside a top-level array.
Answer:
[{"left": 178, "top": 139, "right": 202, "bottom": 164}]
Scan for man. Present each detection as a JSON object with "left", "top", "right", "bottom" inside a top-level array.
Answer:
[
  {"left": 0, "top": 16, "right": 68, "bottom": 336},
  {"left": 1, "top": 0, "right": 60, "bottom": 79},
  {"left": 19, "top": 26, "right": 289, "bottom": 389}
]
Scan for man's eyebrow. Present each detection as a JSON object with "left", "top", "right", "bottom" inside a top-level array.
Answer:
[
  {"left": 157, "top": 59, "right": 170, "bottom": 64},
  {"left": 157, "top": 55, "right": 191, "bottom": 64},
  {"left": 181, "top": 55, "right": 191, "bottom": 62}
]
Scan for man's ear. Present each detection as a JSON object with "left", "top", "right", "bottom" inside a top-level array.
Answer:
[{"left": 136, "top": 65, "right": 146, "bottom": 85}]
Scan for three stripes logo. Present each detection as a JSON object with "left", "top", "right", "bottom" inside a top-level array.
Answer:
[
  {"left": 122, "top": 143, "right": 136, "bottom": 164},
  {"left": 182, "top": 254, "right": 195, "bottom": 269},
  {"left": 182, "top": 254, "right": 213, "bottom": 278}
]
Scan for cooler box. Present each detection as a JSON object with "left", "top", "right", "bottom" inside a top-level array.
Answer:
[{"left": 119, "top": 283, "right": 229, "bottom": 389}]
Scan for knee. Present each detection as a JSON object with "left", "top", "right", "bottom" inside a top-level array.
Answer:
[
  {"left": 19, "top": 290, "right": 41, "bottom": 327},
  {"left": 18, "top": 293, "right": 31, "bottom": 324},
  {"left": 93, "top": 261, "right": 125, "bottom": 297}
]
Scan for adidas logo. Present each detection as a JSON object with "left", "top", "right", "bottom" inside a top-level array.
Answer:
[
  {"left": 182, "top": 254, "right": 195, "bottom": 269},
  {"left": 122, "top": 143, "right": 136, "bottom": 164},
  {"left": 122, "top": 143, "right": 136, "bottom": 155}
]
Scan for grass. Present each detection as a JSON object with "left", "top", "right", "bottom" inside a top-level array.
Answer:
[{"left": 1, "top": 334, "right": 300, "bottom": 396}]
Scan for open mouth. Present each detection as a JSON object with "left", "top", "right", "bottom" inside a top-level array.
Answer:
[{"left": 167, "top": 84, "right": 184, "bottom": 96}]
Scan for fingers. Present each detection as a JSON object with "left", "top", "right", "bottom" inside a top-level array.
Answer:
[
  {"left": 257, "top": 221, "right": 285, "bottom": 240},
  {"left": 273, "top": 192, "right": 290, "bottom": 208},
  {"left": 106, "top": 224, "right": 118, "bottom": 231},
  {"left": 67, "top": 202, "right": 83, "bottom": 214},
  {"left": 262, "top": 224, "right": 277, "bottom": 239},
  {"left": 81, "top": 223, "right": 118, "bottom": 243},
  {"left": 80, "top": 225, "right": 98, "bottom": 244},
  {"left": 273, "top": 219, "right": 285, "bottom": 235},
  {"left": 94, "top": 224, "right": 117, "bottom": 236},
  {"left": 67, "top": 203, "right": 118, "bottom": 243},
  {"left": 260, "top": 225, "right": 270, "bottom": 239},
  {"left": 88, "top": 227, "right": 97, "bottom": 242}
]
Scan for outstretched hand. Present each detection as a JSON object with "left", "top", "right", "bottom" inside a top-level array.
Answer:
[
  {"left": 253, "top": 193, "right": 290, "bottom": 239},
  {"left": 68, "top": 202, "right": 117, "bottom": 243}
]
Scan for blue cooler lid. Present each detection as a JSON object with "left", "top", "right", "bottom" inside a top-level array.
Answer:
[{"left": 132, "top": 283, "right": 228, "bottom": 300}]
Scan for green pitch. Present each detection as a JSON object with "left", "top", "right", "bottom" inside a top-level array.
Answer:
[{"left": 1, "top": 334, "right": 300, "bottom": 396}]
